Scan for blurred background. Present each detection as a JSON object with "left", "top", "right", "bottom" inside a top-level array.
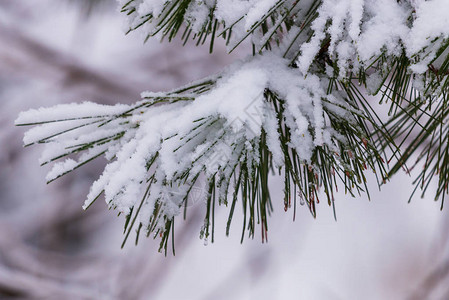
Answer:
[{"left": 1, "top": 1, "right": 449, "bottom": 299}]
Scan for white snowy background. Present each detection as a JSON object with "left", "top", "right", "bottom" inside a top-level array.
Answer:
[{"left": 1, "top": 0, "right": 449, "bottom": 299}]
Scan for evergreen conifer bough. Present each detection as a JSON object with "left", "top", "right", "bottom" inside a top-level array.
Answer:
[{"left": 15, "top": 0, "right": 449, "bottom": 253}]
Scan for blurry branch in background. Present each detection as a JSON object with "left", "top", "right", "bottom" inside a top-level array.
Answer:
[
  {"left": 68, "top": 0, "right": 113, "bottom": 18},
  {"left": 409, "top": 257, "right": 449, "bottom": 300},
  {"left": 0, "top": 24, "right": 138, "bottom": 103}
]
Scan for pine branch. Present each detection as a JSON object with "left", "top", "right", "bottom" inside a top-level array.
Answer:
[
  {"left": 16, "top": 55, "right": 391, "bottom": 252},
  {"left": 16, "top": 0, "right": 449, "bottom": 252}
]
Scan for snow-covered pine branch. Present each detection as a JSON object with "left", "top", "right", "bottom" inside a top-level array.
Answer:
[{"left": 16, "top": 0, "right": 449, "bottom": 252}]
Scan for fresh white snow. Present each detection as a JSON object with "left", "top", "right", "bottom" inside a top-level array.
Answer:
[{"left": 16, "top": 0, "right": 449, "bottom": 239}]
